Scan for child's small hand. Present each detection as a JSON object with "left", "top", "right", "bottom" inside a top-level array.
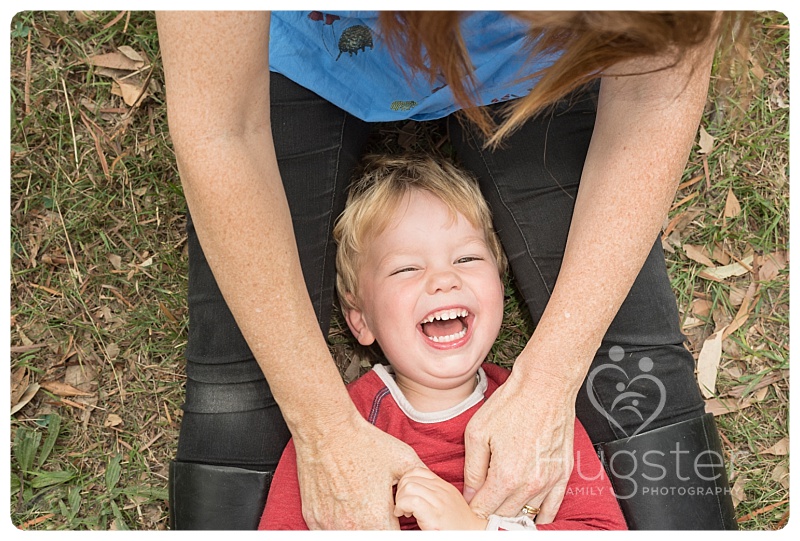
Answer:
[{"left": 394, "top": 467, "right": 489, "bottom": 530}]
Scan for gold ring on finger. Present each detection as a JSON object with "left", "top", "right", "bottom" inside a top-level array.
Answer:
[{"left": 521, "top": 505, "right": 540, "bottom": 516}]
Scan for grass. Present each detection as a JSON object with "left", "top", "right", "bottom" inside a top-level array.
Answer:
[{"left": 8, "top": 11, "right": 789, "bottom": 530}]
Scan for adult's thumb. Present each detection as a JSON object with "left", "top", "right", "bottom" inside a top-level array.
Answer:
[{"left": 462, "top": 435, "right": 490, "bottom": 503}]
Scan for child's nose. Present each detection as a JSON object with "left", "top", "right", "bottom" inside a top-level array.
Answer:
[{"left": 426, "top": 269, "right": 462, "bottom": 294}]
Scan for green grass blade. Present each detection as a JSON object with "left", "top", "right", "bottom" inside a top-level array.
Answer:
[
  {"left": 106, "top": 453, "right": 123, "bottom": 493},
  {"left": 29, "top": 470, "right": 76, "bottom": 489},
  {"left": 14, "top": 427, "right": 41, "bottom": 473},
  {"left": 38, "top": 413, "right": 62, "bottom": 467}
]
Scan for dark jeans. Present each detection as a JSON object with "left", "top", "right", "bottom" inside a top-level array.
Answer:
[{"left": 176, "top": 73, "right": 706, "bottom": 471}]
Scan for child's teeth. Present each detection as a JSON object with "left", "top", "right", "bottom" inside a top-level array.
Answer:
[{"left": 429, "top": 327, "right": 467, "bottom": 343}]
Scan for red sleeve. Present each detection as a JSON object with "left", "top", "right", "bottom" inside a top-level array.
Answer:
[
  {"left": 258, "top": 439, "right": 309, "bottom": 530},
  {"left": 535, "top": 419, "right": 627, "bottom": 530}
]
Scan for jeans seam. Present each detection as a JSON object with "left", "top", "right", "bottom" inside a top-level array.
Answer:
[
  {"left": 466, "top": 128, "right": 552, "bottom": 297},
  {"left": 316, "top": 111, "right": 350, "bottom": 317}
]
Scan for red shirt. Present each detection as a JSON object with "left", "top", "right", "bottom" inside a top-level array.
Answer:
[{"left": 259, "top": 363, "right": 626, "bottom": 530}]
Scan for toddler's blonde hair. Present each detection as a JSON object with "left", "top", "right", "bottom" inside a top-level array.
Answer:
[{"left": 334, "top": 154, "right": 507, "bottom": 312}]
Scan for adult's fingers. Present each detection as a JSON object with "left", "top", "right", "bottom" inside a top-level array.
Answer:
[
  {"left": 462, "top": 424, "right": 491, "bottom": 505},
  {"left": 534, "top": 482, "right": 568, "bottom": 524}
]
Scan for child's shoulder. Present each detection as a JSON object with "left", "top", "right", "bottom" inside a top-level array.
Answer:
[
  {"left": 482, "top": 362, "right": 511, "bottom": 384},
  {"left": 344, "top": 366, "right": 390, "bottom": 417}
]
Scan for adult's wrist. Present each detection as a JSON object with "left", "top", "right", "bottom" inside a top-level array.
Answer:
[{"left": 282, "top": 385, "right": 364, "bottom": 448}]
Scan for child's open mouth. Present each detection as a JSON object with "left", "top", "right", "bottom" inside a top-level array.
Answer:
[{"left": 418, "top": 307, "right": 472, "bottom": 345}]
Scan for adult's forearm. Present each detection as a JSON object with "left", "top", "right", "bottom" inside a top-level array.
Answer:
[
  {"left": 157, "top": 11, "right": 359, "bottom": 440},
  {"left": 513, "top": 42, "right": 716, "bottom": 389},
  {"left": 178, "top": 139, "right": 358, "bottom": 436}
]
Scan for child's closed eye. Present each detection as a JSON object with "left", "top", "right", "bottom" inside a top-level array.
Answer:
[
  {"left": 455, "top": 256, "right": 483, "bottom": 264},
  {"left": 389, "top": 266, "right": 419, "bottom": 276}
]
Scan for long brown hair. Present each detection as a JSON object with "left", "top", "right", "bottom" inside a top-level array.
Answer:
[{"left": 378, "top": 12, "right": 749, "bottom": 146}]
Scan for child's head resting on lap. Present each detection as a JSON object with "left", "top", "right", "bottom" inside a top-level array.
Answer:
[{"left": 333, "top": 154, "right": 507, "bottom": 412}]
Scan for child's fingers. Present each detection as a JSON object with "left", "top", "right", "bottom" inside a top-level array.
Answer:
[
  {"left": 394, "top": 481, "right": 438, "bottom": 518},
  {"left": 396, "top": 467, "right": 442, "bottom": 494}
]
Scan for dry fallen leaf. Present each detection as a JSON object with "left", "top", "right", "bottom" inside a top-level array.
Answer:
[
  {"left": 698, "top": 126, "right": 715, "bottom": 154},
  {"left": 752, "top": 386, "right": 769, "bottom": 402},
  {"left": 760, "top": 437, "right": 789, "bottom": 456},
  {"left": 106, "top": 343, "right": 121, "bottom": 361},
  {"left": 698, "top": 255, "right": 754, "bottom": 282},
  {"left": 86, "top": 50, "right": 143, "bottom": 71},
  {"left": 723, "top": 187, "right": 742, "bottom": 218},
  {"left": 770, "top": 464, "right": 789, "bottom": 490},
  {"left": 108, "top": 253, "right": 123, "bottom": 270},
  {"left": 728, "top": 285, "right": 747, "bottom": 307},
  {"left": 691, "top": 298, "right": 712, "bottom": 317},
  {"left": 74, "top": 11, "right": 96, "bottom": 24},
  {"left": 683, "top": 244, "right": 715, "bottom": 267},
  {"left": 711, "top": 243, "right": 731, "bottom": 265},
  {"left": 105, "top": 413, "right": 124, "bottom": 428},
  {"left": 731, "top": 475, "right": 748, "bottom": 508},
  {"left": 10, "top": 366, "right": 30, "bottom": 407},
  {"left": 40, "top": 381, "right": 94, "bottom": 397},
  {"left": 759, "top": 251, "right": 787, "bottom": 281},
  {"left": 722, "top": 363, "right": 743, "bottom": 380},
  {"left": 10, "top": 383, "right": 40, "bottom": 416},
  {"left": 112, "top": 78, "right": 148, "bottom": 107},
  {"left": 704, "top": 396, "right": 753, "bottom": 416},
  {"left": 723, "top": 282, "right": 758, "bottom": 340},
  {"left": 697, "top": 326, "right": 727, "bottom": 398},
  {"left": 117, "top": 45, "right": 145, "bottom": 63},
  {"left": 682, "top": 316, "right": 704, "bottom": 331}
]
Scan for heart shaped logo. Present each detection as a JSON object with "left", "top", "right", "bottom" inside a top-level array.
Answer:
[{"left": 586, "top": 346, "right": 666, "bottom": 438}]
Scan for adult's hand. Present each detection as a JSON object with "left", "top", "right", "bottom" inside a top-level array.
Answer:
[
  {"left": 294, "top": 415, "right": 425, "bottom": 529},
  {"left": 463, "top": 361, "right": 578, "bottom": 524}
]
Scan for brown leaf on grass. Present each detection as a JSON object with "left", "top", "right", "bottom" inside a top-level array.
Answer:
[
  {"left": 698, "top": 255, "right": 754, "bottom": 282},
  {"left": 662, "top": 208, "right": 702, "bottom": 239},
  {"left": 86, "top": 50, "right": 144, "bottom": 71},
  {"left": 40, "top": 381, "right": 94, "bottom": 397},
  {"left": 697, "top": 326, "right": 727, "bottom": 398},
  {"left": 723, "top": 282, "right": 758, "bottom": 340},
  {"left": 704, "top": 396, "right": 753, "bottom": 416},
  {"left": 722, "top": 363, "right": 743, "bottom": 380},
  {"left": 104, "top": 413, "right": 124, "bottom": 428},
  {"left": 19, "top": 513, "right": 55, "bottom": 530},
  {"left": 74, "top": 11, "right": 97, "bottom": 24},
  {"left": 770, "top": 464, "right": 789, "bottom": 490},
  {"left": 11, "top": 383, "right": 40, "bottom": 415},
  {"left": 759, "top": 437, "right": 789, "bottom": 456},
  {"left": 752, "top": 386, "right": 769, "bottom": 402},
  {"left": 758, "top": 251, "right": 787, "bottom": 281},
  {"left": 698, "top": 126, "right": 715, "bottom": 154},
  {"left": 10, "top": 366, "right": 30, "bottom": 407},
  {"left": 112, "top": 78, "right": 149, "bottom": 107},
  {"left": 728, "top": 285, "right": 747, "bottom": 307},
  {"left": 117, "top": 45, "right": 145, "bottom": 63},
  {"left": 683, "top": 244, "right": 715, "bottom": 267},
  {"left": 723, "top": 187, "right": 742, "bottom": 218},
  {"left": 727, "top": 370, "right": 785, "bottom": 399},
  {"left": 108, "top": 253, "right": 123, "bottom": 270},
  {"left": 711, "top": 243, "right": 731, "bottom": 265},
  {"left": 731, "top": 475, "right": 748, "bottom": 508},
  {"left": 105, "top": 343, "right": 121, "bottom": 361},
  {"left": 691, "top": 298, "right": 712, "bottom": 317}
]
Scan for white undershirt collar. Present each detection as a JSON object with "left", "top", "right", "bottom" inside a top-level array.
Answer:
[{"left": 372, "top": 364, "right": 488, "bottom": 424}]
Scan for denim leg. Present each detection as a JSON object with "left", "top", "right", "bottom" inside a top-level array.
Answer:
[
  {"left": 177, "top": 73, "right": 371, "bottom": 470},
  {"left": 448, "top": 86, "right": 705, "bottom": 445}
]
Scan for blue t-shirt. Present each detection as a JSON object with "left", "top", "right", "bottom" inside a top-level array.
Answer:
[{"left": 269, "top": 11, "right": 560, "bottom": 122}]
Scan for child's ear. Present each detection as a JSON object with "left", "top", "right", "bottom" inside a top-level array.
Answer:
[{"left": 344, "top": 296, "right": 376, "bottom": 346}]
